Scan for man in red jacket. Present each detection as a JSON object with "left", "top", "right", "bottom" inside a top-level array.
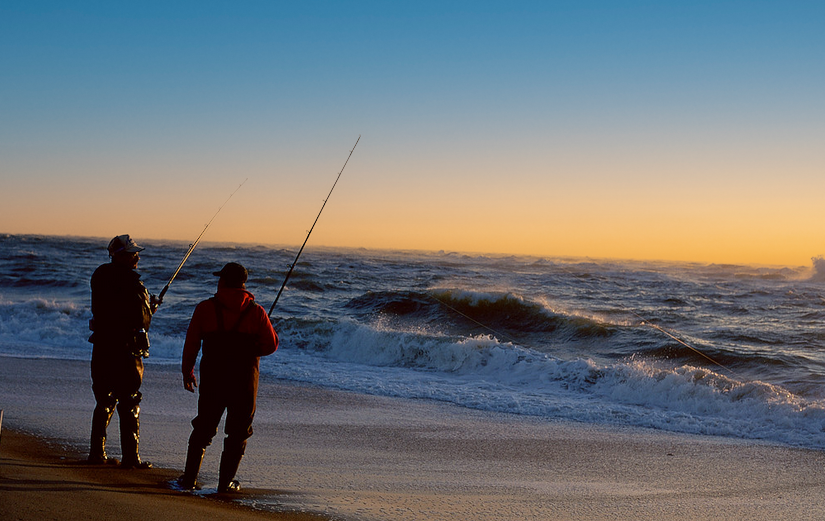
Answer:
[{"left": 178, "top": 262, "right": 278, "bottom": 493}]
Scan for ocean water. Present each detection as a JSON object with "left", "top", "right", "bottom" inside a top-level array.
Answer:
[{"left": 2, "top": 233, "right": 825, "bottom": 450}]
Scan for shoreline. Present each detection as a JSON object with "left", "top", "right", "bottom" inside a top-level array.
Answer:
[{"left": 3, "top": 355, "right": 825, "bottom": 520}]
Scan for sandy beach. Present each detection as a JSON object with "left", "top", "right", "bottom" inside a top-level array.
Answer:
[{"left": 2, "top": 355, "right": 825, "bottom": 520}]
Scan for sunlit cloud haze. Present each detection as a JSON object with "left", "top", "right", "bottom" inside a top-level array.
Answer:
[{"left": 1, "top": 1, "right": 823, "bottom": 266}]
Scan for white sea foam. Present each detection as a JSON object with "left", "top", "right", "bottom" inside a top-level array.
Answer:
[
  {"left": 0, "top": 297, "right": 89, "bottom": 358},
  {"left": 266, "top": 319, "right": 825, "bottom": 450},
  {"left": 0, "top": 296, "right": 182, "bottom": 363}
]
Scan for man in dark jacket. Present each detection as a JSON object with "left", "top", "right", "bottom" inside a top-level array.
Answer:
[
  {"left": 178, "top": 262, "right": 279, "bottom": 493},
  {"left": 88, "top": 234, "right": 157, "bottom": 469}
]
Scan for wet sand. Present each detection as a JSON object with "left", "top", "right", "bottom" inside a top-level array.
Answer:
[
  {"left": 2, "top": 355, "right": 825, "bottom": 520},
  {"left": 0, "top": 427, "right": 322, "bottom": 521}
]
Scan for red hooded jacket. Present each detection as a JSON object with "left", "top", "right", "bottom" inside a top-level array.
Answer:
[{"left": 182, "top": 287, "right": 278, "bottom": 381}]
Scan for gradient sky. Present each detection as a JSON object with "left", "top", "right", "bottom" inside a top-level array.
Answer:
[{"left": 2, "top": 1, "right": 823, "bottom": 266}]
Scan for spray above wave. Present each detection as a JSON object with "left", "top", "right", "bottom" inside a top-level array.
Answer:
[{"left": 810, "top": 256, "right": 825, "bottom": 282}]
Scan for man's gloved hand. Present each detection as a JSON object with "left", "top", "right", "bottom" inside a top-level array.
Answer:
[{"left": 150, "top": 294, "right": 160, "bottom": 314}]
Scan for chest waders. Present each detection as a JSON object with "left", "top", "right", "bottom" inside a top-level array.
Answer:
[
  {"left": 180, "top": 299, "right": 259, "bottom": 492},
  {"left": 88, "top": 264, "right": 153, "bottom": 469}
]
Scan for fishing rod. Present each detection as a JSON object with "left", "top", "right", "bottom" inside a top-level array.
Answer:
[
  {"left": 268, "top": 136, "right": 360, "bottom": 316},
  {"left": 156, "top": 178, "right": 248, "bottom": 306}
]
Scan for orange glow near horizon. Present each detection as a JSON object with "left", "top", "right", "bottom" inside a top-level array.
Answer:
[{"left": 3, "top": 163, "right": 822, "bottom": 268}]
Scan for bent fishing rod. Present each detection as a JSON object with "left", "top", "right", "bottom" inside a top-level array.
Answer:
[
  {"left": 268, "top": 136, "right": 360, "bottom": 316},
  {"left": 156, "top": 178, "right": 248, "bottom": 306}
]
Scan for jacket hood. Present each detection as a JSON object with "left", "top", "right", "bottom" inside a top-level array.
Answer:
[{"left": 214, "top": 287, "right": 256, "bottom": 310}]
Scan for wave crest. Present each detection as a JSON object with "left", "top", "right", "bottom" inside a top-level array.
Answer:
[{"left": 345, "top": 288, "right": 615, "bottom": 344}]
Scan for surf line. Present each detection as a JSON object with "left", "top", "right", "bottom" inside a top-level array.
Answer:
[
  {"left": 156, "top": 178, "right": 248, "bottom": 306},
  {"left": 268, "top": 136, "right": 360, "bottom": 316}
]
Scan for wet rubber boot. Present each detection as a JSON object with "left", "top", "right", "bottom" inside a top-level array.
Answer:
[
  {"left": 217, "top": 440, "right": 246, "bottom": 493},
  {"left": 178, "top": 445, "right": 206, "bottom": 490},
  {"left": 119, "top": 404, "right": 152, "bottom": 469},
  {"left": 88, "top": 405, "right": 117, "bottom": 464}
]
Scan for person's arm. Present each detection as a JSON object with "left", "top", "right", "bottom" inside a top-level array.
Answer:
[
  {"left": 254, "top": 304, "right": 279, "bottom": 357},
  {"left": 181, "top": 301, "right": 208, "bottom": 392}
]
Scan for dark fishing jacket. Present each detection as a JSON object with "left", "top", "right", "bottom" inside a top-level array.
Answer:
[{"left": 89, "top": 261, "right": 153, "bottom": 347}]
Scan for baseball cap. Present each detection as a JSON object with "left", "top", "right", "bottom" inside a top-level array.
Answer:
[
  {"left": 213, "top": 262, "right": 248, "bottom": 287},
  {"left": 108, "top": 234, "right": 144, "bottom": 255}
]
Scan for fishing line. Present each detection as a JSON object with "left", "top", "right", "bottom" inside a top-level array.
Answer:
[
  {"left": 156, "top": 178, "right": 248, "bottom": 305},
  {"left": 268, "top": 136, "right": 360, "bottom": 316},
  {"left": 426, "top": 291, "right": 523, "bottom": 347},
  {"left": 554, "top": 262, "right": 737, "bottom": 377}
]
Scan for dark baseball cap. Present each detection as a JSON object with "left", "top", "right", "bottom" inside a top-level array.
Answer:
[
  {"left": 213, "top": 262, "right": 248, "bottom": 287},
  {"left": 108, "top": 234, "right": 144, "bottom": 255}
]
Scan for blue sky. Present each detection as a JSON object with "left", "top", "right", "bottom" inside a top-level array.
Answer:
[{"left": 2, "top": 1, "right": 823, "bottom": 264}]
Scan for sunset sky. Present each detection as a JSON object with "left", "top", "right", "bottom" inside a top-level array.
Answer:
[{"left": 1, "top": 1, "right": 823, "bottom": 266}]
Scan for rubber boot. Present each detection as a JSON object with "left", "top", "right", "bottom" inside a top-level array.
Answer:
[
  {"left": 178, "top": 445, "right": 206, "bottom": 490},
  {"left": 88, "top": 405, "right": 117, "bottom": 464},
  {"left": 217, "top": 440, "right": 246, "bottom": 493},
  {"left": 119, "top": 404, "right": 152, "bottom": 469}
]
